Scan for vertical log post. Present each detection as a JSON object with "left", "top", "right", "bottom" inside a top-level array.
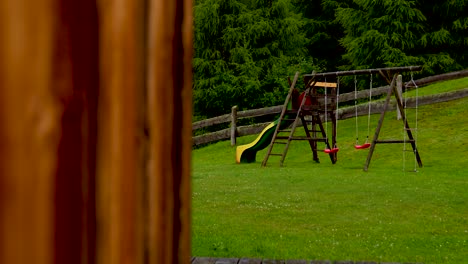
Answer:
[
  {"left": 96, "top": 0, "right": 145, "bottom": 263},
  {"left": 397, "top": 74, "right": 403, "bottom": 120},
  {"left": 146, "top": 0, "right": 193, "bottom": 263},
  {"left": 231, "top": 105, "right": 238, "bottom": 146},
  {"left": 0, "top": 1, "right": 57, "bottom": 263}
]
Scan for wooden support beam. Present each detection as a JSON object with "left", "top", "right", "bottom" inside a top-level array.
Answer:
[
  {"left": 364, "top": 74, "right": 398, "bottom": 171},
  {"left": 304, "top": 66, "right": 422, "bottom": 78},
  {"left": 231, "top": 106, "right": 238, "bottom": 146},
  {"left": 364, "top": 71, "right": 423, "bottom": 171},
  {"left": 146, "top": 0, "right": 193, "bottom": 263}
]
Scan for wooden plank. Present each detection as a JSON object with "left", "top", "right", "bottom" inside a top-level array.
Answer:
[
  {"left": 262, "top": 259, "right": 285, "bottom": 264},
  {"left": 193, "top": 128, "right": 231, "bottom": 146},
  {"left": 237, "top": 105, "right": 283, "bottom": 119},
  {"left": 237, "top": 122, "right": 272, "bottom": 137},
  {"left": 192, "top": 257, "right": 219, "bottom": 264},
  {"left": 192, "top": 105, "right": 282, "bottom": 131},
  {"left": 215, "top": 258, "right": 240, "bottom": 264},
  {"left": 192, "top": 113, "right": 232, "bottom": 130},
  {"left": 146, "top": 0, "right": 193, "bottom": 263},
  {"left": 0, "top": 1, "right": 57, "bottom": 264},
  {"left": 285, "top": 260, "right": 309, "bottom": 264},
  {"left": 312, "top": 81, "right": 337, "bottom": 88},
  {"left": 405, "top": 69, "right": 468, "bottom": 87},
  {"left": 239, "top": 258, "right": 263, "bottom": 264}
]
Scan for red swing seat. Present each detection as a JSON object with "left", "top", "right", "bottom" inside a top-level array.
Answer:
[
  {"left": 354, "top": 143, "right": 371, "bottom": 149},
  {"left": 324, "top": 147, "right": 339, "bottom": 154}
]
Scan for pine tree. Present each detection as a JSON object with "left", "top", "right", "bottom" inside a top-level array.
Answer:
[
  {"left": 418, "top": 0, "right": 468, "bottom": 73},
  {"left": 335, "top": 0, "right": 467, "bottom": 73},
  {"left": 335, "top": 0, "right": 427, "bottom": 70},
  {"left": 292, "top": 0, "right": 351, "bottom": 70},
  {"left": 193, "top": 0, "right": 314, "bottom": 118}
]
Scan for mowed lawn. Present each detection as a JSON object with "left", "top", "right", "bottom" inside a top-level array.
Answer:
[{"left": 191, "top": 79, "right": 468, "bottom": 264}]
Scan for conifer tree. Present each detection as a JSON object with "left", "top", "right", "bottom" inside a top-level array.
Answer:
[
  {"left": 335, "top": 0, "right": 467, "bottom": 73},
  {"left": 193, "top": 0, "right": 314, "bottom": 118},
  {"left": 418, "top": 0, "right": 468, "bottom": 73},
  {"left": 292, "top": 0, "right": 351, "bottom": 70}
]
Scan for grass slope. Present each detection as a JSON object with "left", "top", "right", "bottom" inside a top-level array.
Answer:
[{"left": 192, "top": 78, "right": 468, "bottom": 263}]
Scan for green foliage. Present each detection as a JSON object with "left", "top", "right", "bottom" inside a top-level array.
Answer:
[
  {"left": 292, "top": 0, "right": 351, "bottom": 70},
  {"left": 334, "top": 0, "right": 468, "bottom": 73},
  {"left": 336, "top": 0, "right": 426, "bottom": 69},
  {"left": 193, "top": 0, "right": 468, "bottom": 119},
  {"left": 193, "top": 0, "right": 316, "bottom": 118}
]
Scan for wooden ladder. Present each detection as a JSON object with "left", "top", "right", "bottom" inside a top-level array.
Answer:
[{"left": 261, "top": 76, "right": 336, "bottom": 167}]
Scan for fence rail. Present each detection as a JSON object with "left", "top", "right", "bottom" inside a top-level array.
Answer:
[{"left": 193, "top": 70, "right": 468, "bottom": 146}]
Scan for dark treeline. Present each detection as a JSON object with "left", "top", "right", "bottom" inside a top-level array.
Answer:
[{"left": 193, "top": 0, "right": 468, "bottom": 118}]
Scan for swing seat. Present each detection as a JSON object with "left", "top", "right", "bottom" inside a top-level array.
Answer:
[
  {"left": 354, "top": 143, "right": 371, "bottom": 149},
  {"left": 324, "top": 147, "right": 339, "bottom": 154}
]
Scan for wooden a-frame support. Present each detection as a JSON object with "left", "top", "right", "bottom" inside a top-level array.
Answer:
[
  {"left": 363, "top": 70, "right": 423, "bottom": 171},
  {"left": 303, "top": 66, "right": 423, "bottom": 171},
  {"left": 261, "top": 72, "right": 338, "bottom": 167}
]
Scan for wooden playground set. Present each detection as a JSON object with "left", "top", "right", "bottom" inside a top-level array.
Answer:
[{"left": 237, "top": 66, "right": 423, "bottom": 171}]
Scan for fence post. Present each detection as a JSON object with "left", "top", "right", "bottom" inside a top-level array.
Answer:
[
  {"left": 231, "top": 106, "right": 238, "bottom": 146},
  {"left": 397, "top": 74, "right": 403, "bottom": 120}
]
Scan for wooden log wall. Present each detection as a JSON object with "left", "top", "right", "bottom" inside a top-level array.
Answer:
[{"left": 0, "top": 0, "right": 193, "bottom": 264}]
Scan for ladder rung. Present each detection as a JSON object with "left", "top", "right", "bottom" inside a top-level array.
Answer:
[
  {"left": 290, "top": 136, "right": 326, "bottom": 141},
  {"left": 276, "top": 136, "right": 290, "bottom": 140}
]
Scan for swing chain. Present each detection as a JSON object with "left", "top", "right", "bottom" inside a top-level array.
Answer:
[
  {"left": 354, "top": 75, "right": 359, "bottom": 145},
  {"left": 367, "top": 73, "right": 372, "bottom": 143}
]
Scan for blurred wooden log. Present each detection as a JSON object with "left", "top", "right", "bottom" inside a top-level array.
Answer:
[
  {"left": 0, "top": 0, "right": 57, "bottom": 263},
  {"left": 96, "top": 0, "right": 145, "bottom": 263},
  {"left": 146, "top": 0, "right": 193, "bottom": 263}
]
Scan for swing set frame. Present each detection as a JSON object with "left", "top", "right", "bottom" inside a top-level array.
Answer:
[{"left": 303, "top": 66, "right": 423, "bottom": 171}]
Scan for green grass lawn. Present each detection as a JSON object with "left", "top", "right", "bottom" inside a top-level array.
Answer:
[{"left": 191, "top": 78, "right": 468, "bottom": 263}]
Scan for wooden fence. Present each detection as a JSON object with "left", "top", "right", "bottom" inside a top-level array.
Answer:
[{"left": 192, "top": 70, "right": 468, "bottom": 146}]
